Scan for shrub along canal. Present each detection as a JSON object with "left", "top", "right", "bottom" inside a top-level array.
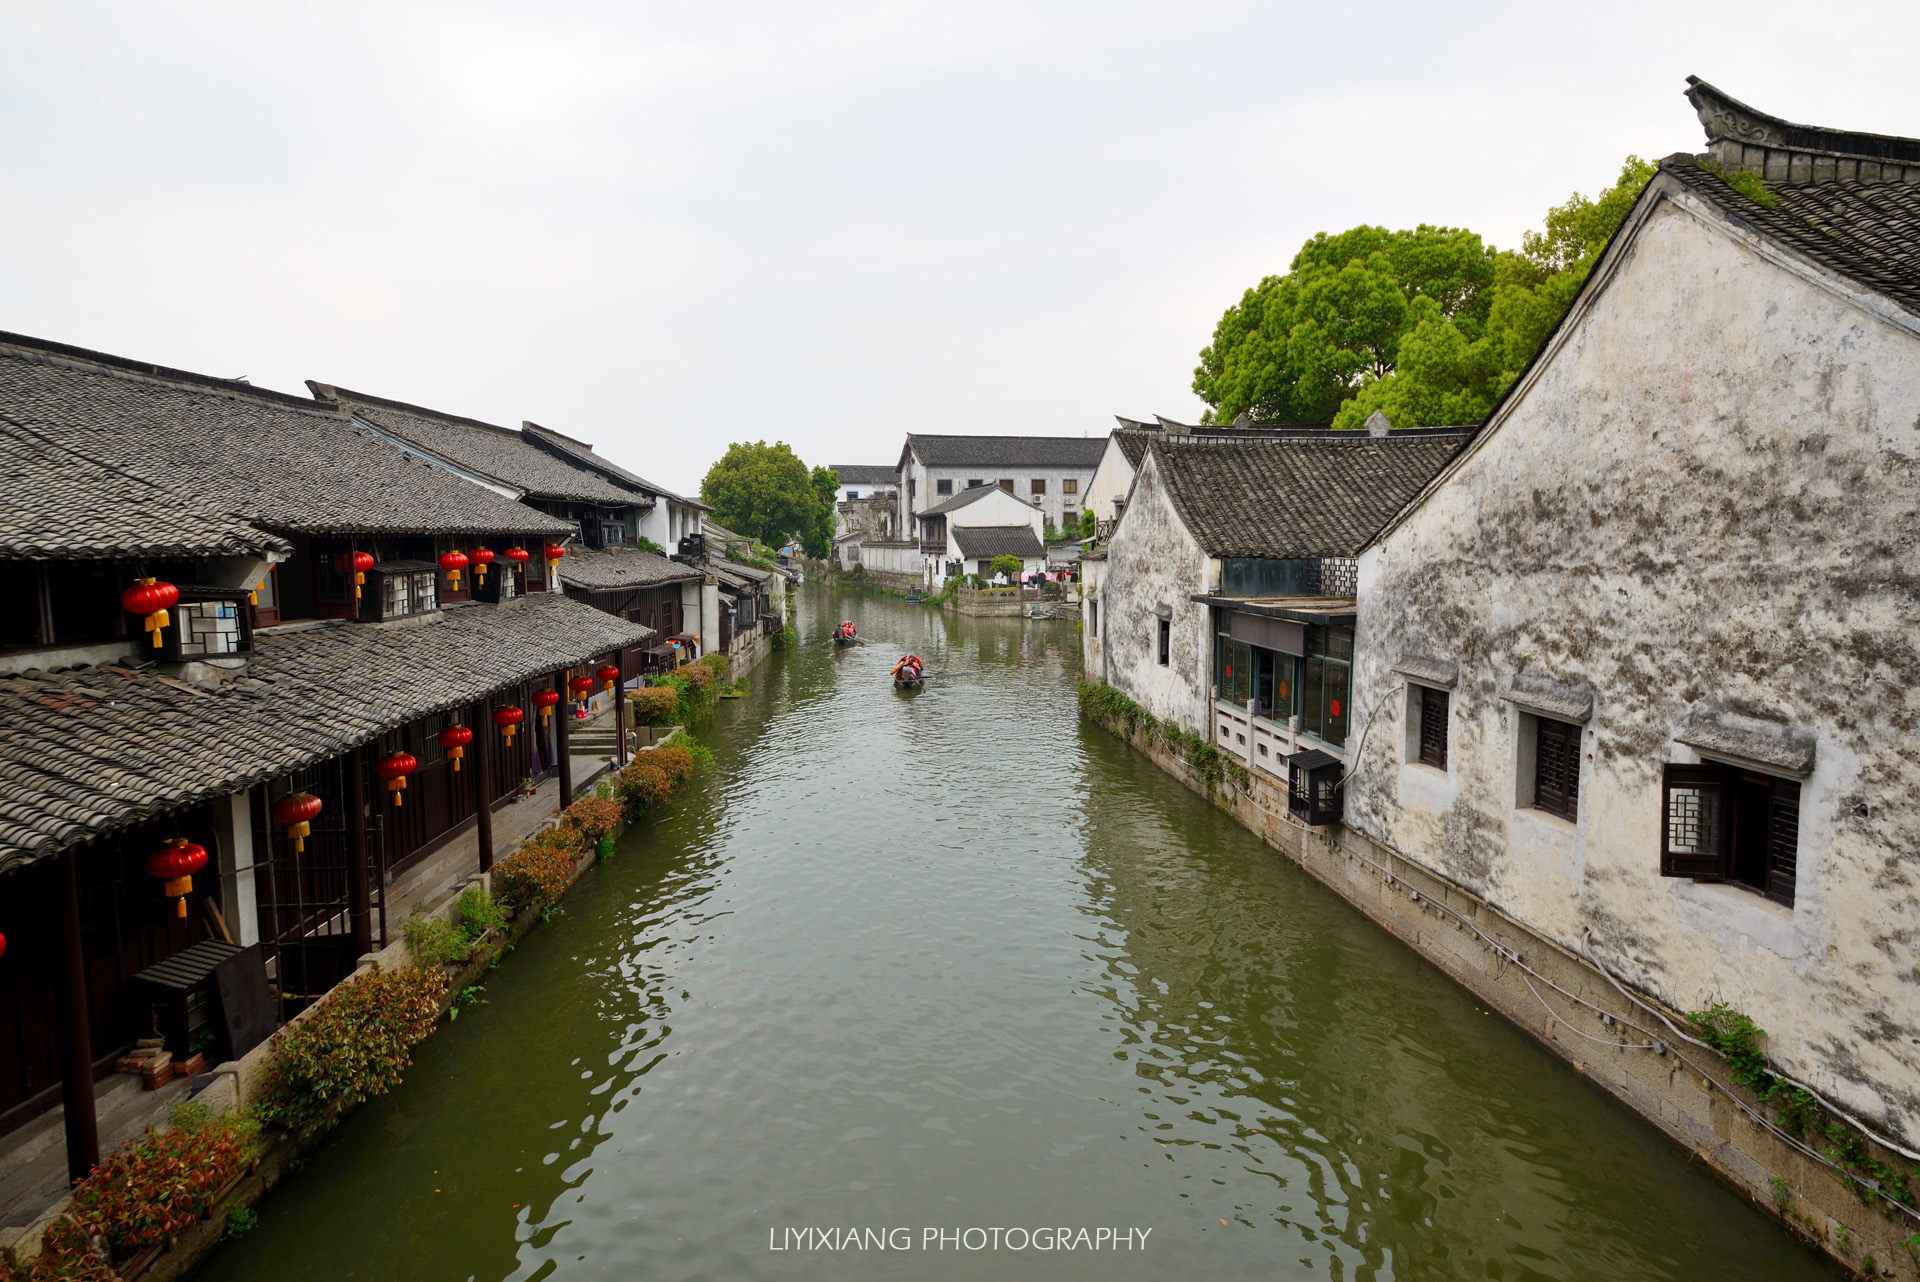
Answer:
[{"left": 195, "top": 584, "right": 1838, "bottom": 1281}]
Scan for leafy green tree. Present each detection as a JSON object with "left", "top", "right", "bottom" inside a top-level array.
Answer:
[
  {"left": 989, "top": 554, "right": 1025, "bottom": 581},
  {"left": 803, "top": 466, "right": 839, "bottom": 559},
  {"left": 700, "top": 442, "right": 829, "bottom": 552},
  {"left": 1195, "top": 157, "right": 1657, "bottom": 431},
  {"left": 1080, "top": 509, "right": 1095, "bottom": 540}
]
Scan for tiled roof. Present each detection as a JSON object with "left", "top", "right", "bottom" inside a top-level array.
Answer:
[
  {"left": 0, "top": 417, "right": 290, "bottom": 561},
  {"left": 952, "top": 525, "right": 1046, "bottom": 560},
  {"left": 919, "top": 485, "right": 1013, "bottom": 517},
  {"left": 315, "top": 385, "right": 643, "bottom": 506},
  {"left": 1662, "top": 155, "right": 1920, "bottom": 317},
  {"left": 557, "top": 545, "right": 701, "bottom": 591},
  {"left": 829, "top": 464, "right": 898, "bottom": 486},
  {"left": 903, "top": 433, "right": 1108, "bottom": 469},
  {"left": 1149, "top": 434, "right": 1470, "bottom": 558},
  {"left": 0, "top": 336, "right": 569, "bottom": 538},
  {"left": 0, "top": 592, "right": 647, "bottom": 871},
  {"left": 709, "top": 556, "right": 780, "bottom": 584},
  {"left": 1112, "top": 428, "right": 1154, "bottom": 469},
  {"left": 522, "top": 422, "right": 697, "bottom": 507}
]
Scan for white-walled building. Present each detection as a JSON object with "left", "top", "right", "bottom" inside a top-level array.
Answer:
[
  {"left": 895, "top": 434, "right": 1107, "bottom": 541},
  {"left": 914, "top": 482, "right": 1047, "bottom": 588},
  {"left": 829, "top": 464, "right": 899, "bottom": 506}
]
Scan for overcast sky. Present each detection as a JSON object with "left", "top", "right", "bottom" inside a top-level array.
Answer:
[{"left": 3, "top": 4, "right": 1917, "bottom": 495}]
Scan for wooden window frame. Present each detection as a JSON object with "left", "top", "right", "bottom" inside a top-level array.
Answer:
[
  {"left": 1418, "top": 686, "right": 1449, "bottom": 770},
  {"left": 936, "top": 478, "right": 954, "bottom": 496},
  {"left": 1030, "top": 478, "right": 1046, "bottom": 495},
  {"left": 1533, "top": 717, "right": 1580, "bottom": 821},
  {"left": 1062, "top": 478, "right": 1078, "bottom": 495},
  {"left": 1157, "top": 618, "right": 1170, "bottom": 666},
  {"left": 1660, "top": 762, "right": 1799, "bottom": 907}
]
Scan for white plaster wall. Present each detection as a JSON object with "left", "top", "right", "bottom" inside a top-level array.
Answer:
[
  {"left": 1349, "top": 187, "right": 1920, "bottom": 1145},
  {"left": 1083, "top": 439, "right": 1137, "bottom": 531},
  {"left": 1097, "top": 453, "right": 1213, "bottom": 732}
]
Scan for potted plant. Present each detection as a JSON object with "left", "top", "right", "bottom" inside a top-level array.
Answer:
[{"left": 516, "top": 774, "right": 536, "bottom": 800}]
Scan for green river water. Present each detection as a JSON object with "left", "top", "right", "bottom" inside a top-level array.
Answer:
[{"left": 197, "top": 584, "right": 1837, "bottom": 1281}]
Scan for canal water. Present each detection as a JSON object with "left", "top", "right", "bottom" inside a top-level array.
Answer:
[{"left": 199, "top": 585, "right": 1836, "bottom": 1282}]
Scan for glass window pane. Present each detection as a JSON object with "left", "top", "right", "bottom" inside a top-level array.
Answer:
[
  {"left": 1303, "top": 655, "right": 1325, "bottom": 739},
  {"left": 1325, "top": 660, "right": 1350, "bottom": 746}
]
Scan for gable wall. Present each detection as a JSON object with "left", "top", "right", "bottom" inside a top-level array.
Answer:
[
  {"left": 1097, "top": 454, "right": 1213, "bottom": 732},
  {"left": 1350, "top": 192, "right": 1920, "bottom": 1142}
]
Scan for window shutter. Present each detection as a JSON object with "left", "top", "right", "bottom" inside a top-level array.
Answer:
[
  {"left": 1419, "top": 688, "right": 1449, "bottom": 769},
  {"left": 1661, "top": 764, "right": 1727, "bottom": 878},
  {"left": 1766, "top": 778, "right": 1800, "bottom": 906},
  {"left": 1534, "top": 718, "right": 1581, "bottom": 821}
]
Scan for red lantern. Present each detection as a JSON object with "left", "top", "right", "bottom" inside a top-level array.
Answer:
[
  {"left": 146, "top": 837, "right": 208, "bottom": 920},
  {"left": 493, "top": 704, "right": 524, "bottom": 745},
  {"left": 0, "top": 931, "right": 6, "bottom": 961},
  {"left": 568, "top": 674, "right": 594, "bottom": 697},
  {"left": 503, "top": 546, "right": 530, "bottom": 566},
  {"left": 439, "top": 549, "right": 469, "bottom": 591},
  {"left": 376, "top": 750, "right": 417, "bottom": 806},
  {"left": 336, "top": 550, "right": 374, "bottom": 598},
  {"left": 533, "top": 687, "right": 561, "bottom": 725},
  {"left": 596, "top": 664, "right": 621, "bottom": 692},
  {"left": 271, "top": 791, "right": 323, "bottom": 852},
  {"left": 470, "top": 546, "right": 494, "bottom": 584},
  {"left": 438, "top": 723, "right": 473, "bottom": 772},
  {"left": 543, "top": 543, "right": 567, "bottom": 569},
  {"left": 121, "top": 578, "right": 180, "bottom": 649}
]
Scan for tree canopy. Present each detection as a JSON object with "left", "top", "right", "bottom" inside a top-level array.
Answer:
[
  {"left": 699, "top": 442, "right": 834, "bottom": 556},
  {"left": 1192, "top": 157, "right": 1657, "bottom": 431}
]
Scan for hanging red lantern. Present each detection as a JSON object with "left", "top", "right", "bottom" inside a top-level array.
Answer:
[
  {"left": 567, "top": 674, "right": 594, "bottom": 698},
  {"left": 438, "top": 549, "right": 469, "bottom": 591},
  {"left": 503, "top": 546, "right": 531, "bottom": 570},
  {"left": 532, "top": 687, "right": 561, "bottom": 725},
  {"left": 470, "top": 546, "right": 494, "bottom": 584},
  {"left": 493, "top": 704, "right": 524, "bottom": 745},
  {"left": 376, "top": 750, "right": 417, "bottom": 806},
  {"left": 438, "top": 723, "right": 473, "bottom": 772},
  {"left": 596, "top": 663, "right": 621, "bottom": 692},
  {"left": 146, "top": 838, "right": 208, "bottom": 920},
  {"left": 543, "top": 544, "right": 567, "bottom": 570},
  {"left": 271, "top": 791, "right": 323, "bottom": 853},
  {"left": 0, "top": 931, "right": 6, "bottom": 961},
  {"left": 336, "top": 550, "right": 374, "bottom": 598},
  {"left": 121, "top": 578, "right": 180, "bottom": 649}
]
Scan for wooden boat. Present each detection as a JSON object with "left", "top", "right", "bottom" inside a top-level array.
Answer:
[
  {"left": 892, "top": 671, "right": 922, "bottom": 689},
  {"left": 833, "top": 633, "right": 859, "bottom": 647}
]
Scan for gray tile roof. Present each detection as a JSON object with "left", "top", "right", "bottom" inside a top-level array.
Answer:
[
  {"left": 0, "top": 335, "right": 570, "bottom": 538},
  {"left": 0, "top": 417, "right": 290, "bottom": 561},
  {"left": 1149, "top": 434, "right": 1470, "bottom": 559},
  {"left": 709, "top": 556, "right": 780, "bottom": 584},
  {"left": 315, "top": 385, "right": 644, "bottom": 506},
  {"left": 903, "top": 433, "right": 1108, "bottom": 470},
  {"left": 952, "top": 525, "right": 1046, "bottom": 560},
  {"left": 522, "top": 422, "right": 699, "bottom": 507},
  {"left": 829, "top": 464, "right": 898, "bottom": 486},
  {"left": 0, "top": 592, "right": 648, "bottom": 871},
  {"left": 557, "top": 545, "right": 701, "bottom": 591},
  {"left": 1112, "top": 428, "right": 1154, "bottom": 470},
  {"left": 1662, "top": 155, "right": 1920, "bottom": 317},
  {"left": 919, "top": 484, "right": 1012, "bottom": 517}
]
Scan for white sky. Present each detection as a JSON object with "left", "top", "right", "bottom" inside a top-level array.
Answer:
[{"left": 3, "top": 3, "right": 1917, "bottom": 495}]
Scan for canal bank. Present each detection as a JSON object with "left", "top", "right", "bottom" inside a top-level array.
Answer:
[{"left": 192, "top": 584, "right": 1839, "bottom": 1281}]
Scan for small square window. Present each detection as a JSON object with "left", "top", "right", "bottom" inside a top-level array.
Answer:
[
  {"left": 937, "top": 479, "right": 954, "bottom": 496},
  {"left": 1030, "top": 479, "right": 1046, "bottom": 495},
  {"left": 1062, "top": 478, "right": 1078, "bottom": 494}
]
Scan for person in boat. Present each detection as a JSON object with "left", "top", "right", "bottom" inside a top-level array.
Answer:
[
  {"left": 834, "top": 620, "right": 857, "bottom": 642},
  {"left": 890, "top": 654, "right": 923, "bottom": 682}
]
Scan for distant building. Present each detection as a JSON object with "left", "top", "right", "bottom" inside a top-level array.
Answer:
[
  {"left": 914, "top": 483, "right": 1047, "bottom": 588},
  {"left": 895, "top": 433, "right": 1107, "bottom": 541},
  {"left": 828, "top": 464, "right": 899, "bottom": 505}
]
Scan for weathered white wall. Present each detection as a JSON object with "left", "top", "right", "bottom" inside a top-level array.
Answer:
[
  {"left": 1083, "top": 436, "right": 1138, "bottom": 534},
  {"left": 1097, "top": 452, "right": 1215, "bottom": 732},
  {"left": 1350, "top": 184, "right": 1920, "bottom": 1146}
]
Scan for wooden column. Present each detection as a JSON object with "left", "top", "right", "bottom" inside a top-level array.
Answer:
[
  {"left": 555, "top": 672, "right": 573, "bottom": 808},
  {"left": 614, "top": 652, "right": 629, "bottom": 766},
  {"left": 57, "top": 851, "right": 99, "bottom": 1184},
  {"left": 347, "top": 747, "right": 372, "bottom": 958},
  {"left": 475, "top": 704, "right": 495, "bottom": 874}
]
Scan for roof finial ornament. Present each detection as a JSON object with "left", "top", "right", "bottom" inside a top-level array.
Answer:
[
  {"left": 1231, "top": 411, "right": 1252, "bottom": 428},
  {"left": 1365, "top": 410, "right": 1392, "bottom": 438}
]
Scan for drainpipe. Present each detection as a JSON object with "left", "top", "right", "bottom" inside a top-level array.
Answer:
[
  {"left": 475, "top": 701, "right": 494, "bottom": 874},
  {"left": 58, "top": 850, "right": 99, "bottom": 1184},
  {"left": 555, "top": 671, "right": 573, "bottom": 808},
  {"left": 347, "top": 746, "right": 372, "bottom": 959}
]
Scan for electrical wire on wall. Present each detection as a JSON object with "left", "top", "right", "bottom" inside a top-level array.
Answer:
[{"left": 1219, "top": 774, "right": 1920, "bottom": 1224}]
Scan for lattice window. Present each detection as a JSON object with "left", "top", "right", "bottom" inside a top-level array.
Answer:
[
  {"left": 1661, "top": 765, "right": 1724, "bottom": 877},
  {"left": 1534, "top": 718, "right": 1580, "bottom": 821},
  {"left": 1418, "top": 687, "right": 1449, "bottom": 769}
]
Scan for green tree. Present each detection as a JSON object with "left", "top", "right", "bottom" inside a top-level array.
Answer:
[
  {"left": 803, "top": 465, "right": 839, "bottom": 560},
  {"left": 989, "top": 554, "right": 1024, "bottom": 581},
  {"left": 700, "top": 442, "right": 831, "bottom": 553},
  {"left": 1194, "top": 157, "right": 1657, "bottom": 431},
  {"left": 1080, "top": 508, "right": 1096, "bottom": 540}
]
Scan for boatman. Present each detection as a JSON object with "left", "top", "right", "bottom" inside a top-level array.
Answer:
[
  {"left": 835, "top": 620, "right": 857, "bottom": 642},
  {"left": 890, "top": 654, "right": 922, "bottom": 681}
]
